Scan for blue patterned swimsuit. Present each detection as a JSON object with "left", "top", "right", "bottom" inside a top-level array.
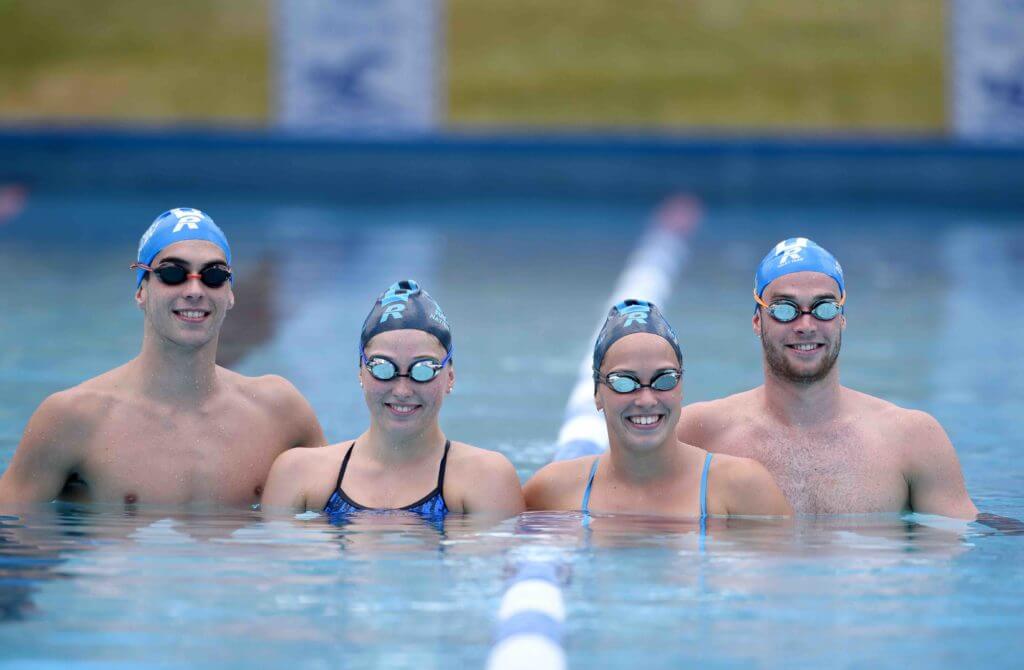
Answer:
[{"left": 323, "top": 440, "right": 451, "bottom": 524}]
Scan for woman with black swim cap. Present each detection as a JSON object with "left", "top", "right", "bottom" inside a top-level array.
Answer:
[
  {"left": 524, "top": 299, "right": 791, "bottom": 519},
  {"left": 262, "top": 280, "right": 524, "bottom": 521}
]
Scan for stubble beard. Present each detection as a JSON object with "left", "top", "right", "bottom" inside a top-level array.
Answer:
[{"left": 761, "top": 328, "right": 841, "bottom": 385}]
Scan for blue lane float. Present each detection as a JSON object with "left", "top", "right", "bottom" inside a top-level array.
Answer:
[
  {"left": 553, "top": 194, "right": 702, "bottom": 462},
  {"left": 486, "top": 561, "right": 567, "bottom": 670}
]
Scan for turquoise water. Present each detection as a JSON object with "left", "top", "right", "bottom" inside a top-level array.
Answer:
[{"left": 1, "top": 194, "right": 1022, "bottom": 668}]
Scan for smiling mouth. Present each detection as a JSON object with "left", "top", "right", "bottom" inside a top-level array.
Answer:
[
  {"left": 386, "top": 403, "right": 421, "bottom": 416},
  {"left": 626, "top": 414, "right": 664, "bottom": 430},
  {"left": 786, "top": 343, "right": 823, "bottom": 353},
  {"left": 173, "top": 309, "right": 210, "bottom": 323}
]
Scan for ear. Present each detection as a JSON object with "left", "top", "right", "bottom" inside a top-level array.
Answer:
[
  {"left": 839, "top": 314, "right": 846, "bottom": 331},
  {"left": 226, "top": 286, "right": 235, "bottom": 311},
  {"left": 752, "top": 310, "right": 762, "bottom": 337},
  {"left": 135, "top": 283, "right": 146, "bottom": 310},
  {"left": 594, "top": 389, "right": 604, "bottom": 413}
]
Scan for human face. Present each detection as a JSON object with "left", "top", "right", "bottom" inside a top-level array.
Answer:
[
  {"left": 595, "top": 333, "right": 682, "bottom": 453},
  {"left": 753, "top": 271, "right": 845, "bottom": 384},
  {"left": 135, "top": 240, "right": 234, "bottom": 349},
  {"left": 359, "top": 329, "right": 453, "bottom": 436}
]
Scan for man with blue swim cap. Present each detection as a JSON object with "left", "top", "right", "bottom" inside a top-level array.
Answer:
[
  {"left": 677, "top": 237, "right": 977, "bottom": 518},
  {"left": 0, "top": 208, "right": 325, "bottom": 507}
]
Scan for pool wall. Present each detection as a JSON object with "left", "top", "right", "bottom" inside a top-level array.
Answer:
[{"left": 2, "top": 128, "right": 1024, "bottom": 208}]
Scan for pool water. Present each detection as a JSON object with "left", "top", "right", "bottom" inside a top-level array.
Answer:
[{"left": 1, "top": 193, "right": 1022, "bottom": 668}]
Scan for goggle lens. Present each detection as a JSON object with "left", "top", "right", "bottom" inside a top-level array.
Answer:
[
  {"left": 149, "top": 265, "right": 232, "bottom": 288},
  {"left": 365, "top": 357, "right": 444, "bottom": 383},
  {"left": 366, "top": 359, "right": 398, "bottom": 381},
  {"left": 605, "top": 370, "right": 681, "bottom": 394},
  {"left": 767, "top": 300, "right": 842, "bottom": 323}
]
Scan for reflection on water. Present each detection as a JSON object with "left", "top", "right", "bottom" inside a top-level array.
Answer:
[{"left": 0, "top": 503, "right": 1017, "bottom": 668}]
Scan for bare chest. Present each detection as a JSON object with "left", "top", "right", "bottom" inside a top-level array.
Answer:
[
  {"left": 712, "top": 423, "right": 908, "bottom": 514},
  {"left": 74, "top": 404, "right": 289, "bottom": 506}
]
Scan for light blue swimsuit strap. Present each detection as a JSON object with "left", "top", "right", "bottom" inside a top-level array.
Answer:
[
  {"left": 581, "top": 457, "right": 600, "bottom": 513},
  {"left": 699, "top": 452, "right": 713, "bottom": 520}
]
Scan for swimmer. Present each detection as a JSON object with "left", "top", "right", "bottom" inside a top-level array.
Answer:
[
  {"left": 262, "top": 280, "right": 525, "bottom": 520},
  {"left": 525, "top": 300, "right": 791, "bottom": 517},
  {"left": 0, "top": 208, "right": 325, "bottom": 507},
  {"left": 677, "top": 237, "right": 978, "bottom": 518}
]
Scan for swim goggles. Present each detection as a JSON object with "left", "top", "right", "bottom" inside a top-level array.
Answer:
[
  {"left": 361, "top": 349, "right": 453, "bottom": 383},
  {"left": 130, "top": 262, "right": 232, "bottom": 288},
  {"left": 754, "top": 292, "right": 845, "bottom": 323},
  {"left": 596, "top": 369, "right": 681, "bottom": 394}
]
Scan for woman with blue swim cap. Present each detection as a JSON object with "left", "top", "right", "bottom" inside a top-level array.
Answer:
[
  {"left": 524, "top": 299, "right": 791, "bottom": 519},
  {"left": 262, "top": 280, "right": 525, "bottom": 521}
]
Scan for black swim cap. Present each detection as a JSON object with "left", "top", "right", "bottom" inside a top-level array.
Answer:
[
  {"left": 592, "top": 299, "right": 682, "bottom": 375},
  {"left": 360, "top": 280, "right": 453, "bottom": 354}
]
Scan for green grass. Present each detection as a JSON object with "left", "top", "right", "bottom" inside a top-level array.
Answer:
[{"left": 0, "top": 0, "right": 945, "bottom": 129}]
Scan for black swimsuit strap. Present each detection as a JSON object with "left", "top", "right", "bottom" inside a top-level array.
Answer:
[
  {"left": 435, "top": 440, "right": 452, "bottom": 492},
  {"left": 333, "top": 441, "right": 357, "bottom": 492}
]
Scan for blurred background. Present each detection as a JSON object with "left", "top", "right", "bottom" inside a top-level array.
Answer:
[{"left": 0, "top": 0, "right": 956, "bottom": 130}]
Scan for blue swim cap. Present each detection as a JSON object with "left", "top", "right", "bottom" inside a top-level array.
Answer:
[
  {"left": 592, "top": 299, "right": 682, "bottom": 375},
  {"left": 754, "top": 237, "right": 844, "bottom": 301},
  {"left": 360, "top": 280, "right": 453, "bottom": 355},
  {"left": 136, "top": 208, "right": 232, "bottom": 288}
]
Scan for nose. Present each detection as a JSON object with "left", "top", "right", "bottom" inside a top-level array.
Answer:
[
  {"left": 792, "top": 311, "right": 817, "bottom": 333},
  {"left": 182, "top": 275, "right": 206, "bottom": 300},
  {"left": 391, "top": 375, "right": 416, "bottom": 398},
  {"left": 632, "top": 386, "right": 659, "bottom": 408}
]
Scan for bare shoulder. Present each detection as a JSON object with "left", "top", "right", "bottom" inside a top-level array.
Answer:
[
  {"left": 29, "top": 376, "right": 121, "bottom": 439},
  {"left": 222, "top": 369, "right": 304, "bottom": 409},
  {"left": 445, "top": 442, "right": 524, "bottom": 515},
  {"left": 711, "top": 451, "right": 775, "bottom": 488},
  {"left": 447, "top": 441, "right": 517, "bottom": 477},
  {"left": 221, "top": 369, "right": 325, "bottom": 446},
  {"left": 709, "top": 451, "right": 791, "bottom": 516},
  {"left": 845, "top": 389, "right": 952, "bottom": 453},
  {"left": 270, "top": 440, "right": 345, "bottom": 478},
  {"left": 678, "top": 388, "right": 760, "bottom": 444},
  {"left": 262, "top": 441, "right": 349, "bottom": 510},
  {"left": 523, "top": 456, "right": 595, "bottom": 511},
  {"left": 1, "top": 378, "right": 118, "bottom": 500}
]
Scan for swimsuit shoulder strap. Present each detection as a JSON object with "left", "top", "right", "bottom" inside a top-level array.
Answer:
[
  {"left": 581, "top": 457, "right": 600, "bottom": 513},
  {"left": 699, "top": 451, "right": 713, "bottom": 519},
  {"left": 334, "top": 442, "right": 357, "bottom": 492},
  {"left": 435, "top": 439, "right": 452, "bottom": 492}
]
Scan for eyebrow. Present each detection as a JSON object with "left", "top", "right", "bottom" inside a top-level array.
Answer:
[
  {"left": 770, "top": 292, "right": 839, "bottom": 302},
  {"left": 157, "top": 257, "right": 229, "bottom": 270},
  {"left": 607, "top": 366, "right": 679, "bottom": 376}
]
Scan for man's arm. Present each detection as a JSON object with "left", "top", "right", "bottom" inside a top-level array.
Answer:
[
  {"left": 676, "top": 402, "right": 709, "bottom": 446},
  {"left": 0, "top": 393, "right": 85, "bottom": 504},
  {"left": 903, "top": 410, "right": 977, "bottom": 520}
]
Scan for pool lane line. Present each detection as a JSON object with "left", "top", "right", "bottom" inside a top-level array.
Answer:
[
  {"left": 486, "top": 560, "right": 567, "bottom": 670},
  {"left": 552, "top": 194, "right": 702, "bottom": 462}
]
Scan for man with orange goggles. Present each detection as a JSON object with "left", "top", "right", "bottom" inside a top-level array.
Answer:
[{"left": 677, "top": 237, "right": 977, "bottom": 518}]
